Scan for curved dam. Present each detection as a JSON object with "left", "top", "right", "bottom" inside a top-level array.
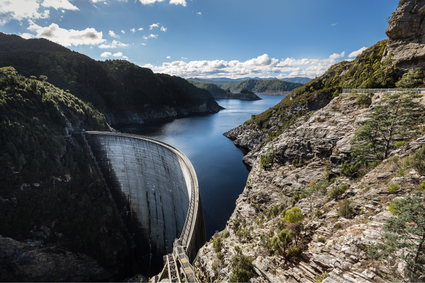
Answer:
[{"left": 83, "top": 131, "right": 206, "bottom": 275}]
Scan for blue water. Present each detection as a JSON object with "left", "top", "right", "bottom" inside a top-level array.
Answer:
[{"left": 116, "top": 95, "right": 285, "bottom": 239}]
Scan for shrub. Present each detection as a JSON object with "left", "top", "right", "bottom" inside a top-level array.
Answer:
[
  {"left": 397, "top": 168, "right": 405, "bottom": 177},
  {"left": 234, "top": 245, "right": 242, "bottom": 254},
  {"left": 340, "top": 161, "right": 361, "bottom": 178},
  {"left": 394, "top": 141, "right": 406, "bottom": 147},
  {"left": 261, "top": 148, "right": 275, "bottom": 170},
  {"left": 418, "top": 182, "right": 425, "bottom": 191},
  {"left": 224, "top": 231, "right": 230, "bottom": 238},
  {"left": 216, "top": 252, "right": 224, "bottom": 261},
  {"left": 213, "top": 237, "right": 223, "bottom": 252},
  {"left": 314, "top": 208, "right": 323, "bottom": 218},
  {"left": 284, "top": 207, "right": 304, "bottom": 224},
  {"left": 329, "top": 182, "right": 348, "bottom": 200},
  {"left": 411, "top": 145, "right": 425, "bottom": 175},
  {"left": 316, "top": 272, "right": 329, "bottom": 283},
  {"left": 229, "top": 255, "right": 253, "bottom": 283},
  {"left": 387, "top": 184, "right": 399, "bottom": 194},
  {"left": 338, "top": 199, "right": 354, "bottom": 219},
  {"left": 356, "top": 93, "right": 372, "bottom": 107}
]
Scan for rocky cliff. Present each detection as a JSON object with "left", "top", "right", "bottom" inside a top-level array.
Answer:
[
  {"left": 383, "top": 0, "right": 425, "bottom": 70},
  {"left": 195, "top": 1, "right": 425, "bottom": 282},
  {"left": 196, "top": 91, "right": 425, "bottom": 283}
]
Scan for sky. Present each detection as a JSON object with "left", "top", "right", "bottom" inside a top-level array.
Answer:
[{"left": 0, "top": 0, "right": 400, "bottom": 79}]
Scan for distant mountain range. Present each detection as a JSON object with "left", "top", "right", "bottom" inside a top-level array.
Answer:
[
  {"left": 188, "top": 77, "right": 311, "bottom": 87},
  {"left": 188, "top": 78, "right": 305, "bottom": 95}
]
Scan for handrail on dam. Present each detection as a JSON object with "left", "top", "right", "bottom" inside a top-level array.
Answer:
[
  {"left": 82, "top": 131, "right": 205, "bottom": 280},
  {"left": 342, "top": 88, "right": 425, "bottom": 94}
]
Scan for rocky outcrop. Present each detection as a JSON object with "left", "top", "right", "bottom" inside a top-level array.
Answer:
[
  {"left": 383, "top": 0, "right": 425, "bottom": 70},
  {"left": 0, "top": 236, "right": 112, "bottom": 281},
  {"left": 194, "top": 92, "right": 425, "bottom": 283}
]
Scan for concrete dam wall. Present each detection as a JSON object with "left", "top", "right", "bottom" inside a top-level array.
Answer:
[{"left": 84, "top": 131, "right": 206, "bottom": 275}]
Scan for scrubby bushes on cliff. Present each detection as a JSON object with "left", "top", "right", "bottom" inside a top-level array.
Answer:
[
  {"left": 229, "top": 254, "right": 253, "bottom": 282},
  {"left": 368, "top": 192, "right": 425, "bottom": 281},
  {"left": 411, "top": 144, "right": 425, "bottom": 175},
  {"left": 351, "top": 91, "right": 425, "bottom": 163}
]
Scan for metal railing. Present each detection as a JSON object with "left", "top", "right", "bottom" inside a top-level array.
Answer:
[{"left": 342, "top": 88, "right": 425, "bottom": 94}]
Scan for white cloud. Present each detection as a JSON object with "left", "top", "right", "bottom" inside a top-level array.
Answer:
[
  {"left": 142, "top": 52, "right": 348, "bottom": 79},
  {"left": 101, "top": 51, "right": 112, "bottom": 57},
  {"left": 141, "top": 43, "right": 146, "bottom": 45},
  {"left": 166, "top": 56, "right": 171, "bottom": 59},
  {"left": 41, "top": 0, "right": 78, "bottom": 10},
  {"left": 130, "top": 28, "right": 136, "bottom": 33},
  {"left": 169, "top": 0, "right": 186, "bottom": 6},
  {"left": 121, "top": 29, "right": 125, "bottom": 34},
  {"left": 138, "top": 0, "right": 186, "bottom": 5},
  {"left": 109, "top": 30, "right": 119, "bottom": 38},
  {"left": 331, "top": 23, "right": 337, "bottom": 26},
  {"left": 160, "top": 26, "right": 167, "bottom": 32},
  {"left": 110, "top": 51, "right": 129, "bottom": 60},
  {"left": 20, "top": 33, "right": 35, "bottom": 39},
  {"left": 348, "top": 46, "right": 368, "bottom": 58},
  {"left": 197, "top": 12, "right": 202, "bottom": 15},
  {"left": 113, "top": 52, "right": 123, "bottom": 57},
  {"left": 149, "top": 23, "right": 159, "bottom": 30},
  {"left": 138, "top": 27, "right": 144, "bottom": 31},
  {"left": 149, "top": 34, "right": 158, "bottom": 38},
  {"left": 0, "top": 0, "right": 77, "bottom": 24},
  {"left": 99, "top": 40, "right": 129, "bottom": 49},
  {"left": 27, "top": 22, "right": 105, "bottom": 47}
]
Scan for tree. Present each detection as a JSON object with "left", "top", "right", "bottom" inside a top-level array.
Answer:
[
  {"left": 284, "top": 207, "right": 304, "bottom": 224},
  {"left": 229, "top": 254, "right": 253, "bottom": 282},
  {"left": 270, "top": 229, "right": 292, "bottom": 257},
  {"left": 395, "top": 68, "right": 424, "bottom": 88},
  {"left": 368, "top": 192, "right": 425, "bottom": 281},
  {"left": 351, "top": 91, "right": 425, "bottom": 162}
]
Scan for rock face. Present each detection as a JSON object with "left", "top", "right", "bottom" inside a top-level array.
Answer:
[
  {"left": 0, "top": 236, "right": 112, "bottom": 281},
  {"left": 194, "top": 92, "right": 425, "bottom": 283},
  {"left": 384, "top": 0, "right": 425, "bottom": 70}
]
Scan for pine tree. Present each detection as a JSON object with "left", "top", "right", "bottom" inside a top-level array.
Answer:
[
  {"left": 367, "top": 192, "right": 425, "bottom": 281},
  {"left": 351, "top": 91, "right": 425, "bottom": 162}
]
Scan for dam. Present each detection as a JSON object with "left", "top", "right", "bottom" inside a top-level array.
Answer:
[{"left": 82, "top": 131, "right": 206, "bottom": 276}]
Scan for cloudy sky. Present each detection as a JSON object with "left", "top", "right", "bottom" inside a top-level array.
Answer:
[{"left": 1, "top": 0, "right": 399, "bottom": 79}]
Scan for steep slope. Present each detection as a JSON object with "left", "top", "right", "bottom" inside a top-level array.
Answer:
[
  {"left": 383, "top": 0, "right": 425, "bottom": 70},
  {"left": 195, "top": 90, "right": 425, "bottom": 283},
  {"left": 0, "top": 33, "right": 221, "bottom": 125},
  {"left": 0, "top": 68, "right": 131, "bottom": 281},
  {"left": 194, "top": 1, "right": 425, "bottom": 282},
  {"left": 225, "top": 40, "right": 398, "bottom": 168}
]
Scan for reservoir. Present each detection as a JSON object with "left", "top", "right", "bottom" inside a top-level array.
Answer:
[{"left": 116, "top": 95, "right": 285, "bottom": 239}]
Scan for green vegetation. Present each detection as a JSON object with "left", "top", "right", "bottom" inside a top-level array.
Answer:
[
  {"left": 0, "top": 33, "right": 218, "bottom": 116},
  {"left": 244, "top": 40, "right": 397, "bottom": 130},
  {"left": 329, "top": 182, "right": 349, "bottom": 200},
  {"left": 284, "top": 207, "right": 304, "bottom": 224},
  {"left": 229, "top": 254, "right": 253, "bottom": 283},
  {"left": 387, "top": 184, "right": 399, "bottom": 194},
  {"left": 351, "top": 91, "right": 425, "bottom": 163},
  {"left": 316, "top": 272, "right": 329, "bottom": 283},
  {"left": 223, "top": 78, "right": 303, "bottom": 93},
  {"left": 338, "top": 199, "right": 354, "bottom": 219},
  {"left": 367, "top": 192, "right": 425, "bottom": 281},
  {"left": 395, "top": 68, "right": 425, "bottom": 88},
  {"left": 340, "top": 161, "right": 361, "bottom": 178},
  {"left": 260, "top": 148, "right": 275, "bottom": 170},
  {"left": 356, "top": 92, "right": 373, "bottom": 107},
  {"left": 269, "top": 229, "right": 293, "bottom": 256},
  {"left": 213, "top": 237, "right": 223, "bottom": 252},
  {"left": 0, "top": 68, "right": 127, "bottom": 269},
  {"left": 411, "top": 144, "right": 425, "bottom": 175}
]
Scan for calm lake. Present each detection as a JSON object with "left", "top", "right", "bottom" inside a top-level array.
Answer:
[{"left": 116, "top": 95, "right": 285, "bottom": 239}]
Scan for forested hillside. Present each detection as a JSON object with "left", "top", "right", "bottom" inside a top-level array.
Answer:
[
  {"left": 223, "top": 78, "right": 303, "bottom": 93},
  {"left": 0, "top": 67, "right": 131, "bottom": 281},
  {"left": 0, "top": 33, "right": 220, "bottom": 123}
]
